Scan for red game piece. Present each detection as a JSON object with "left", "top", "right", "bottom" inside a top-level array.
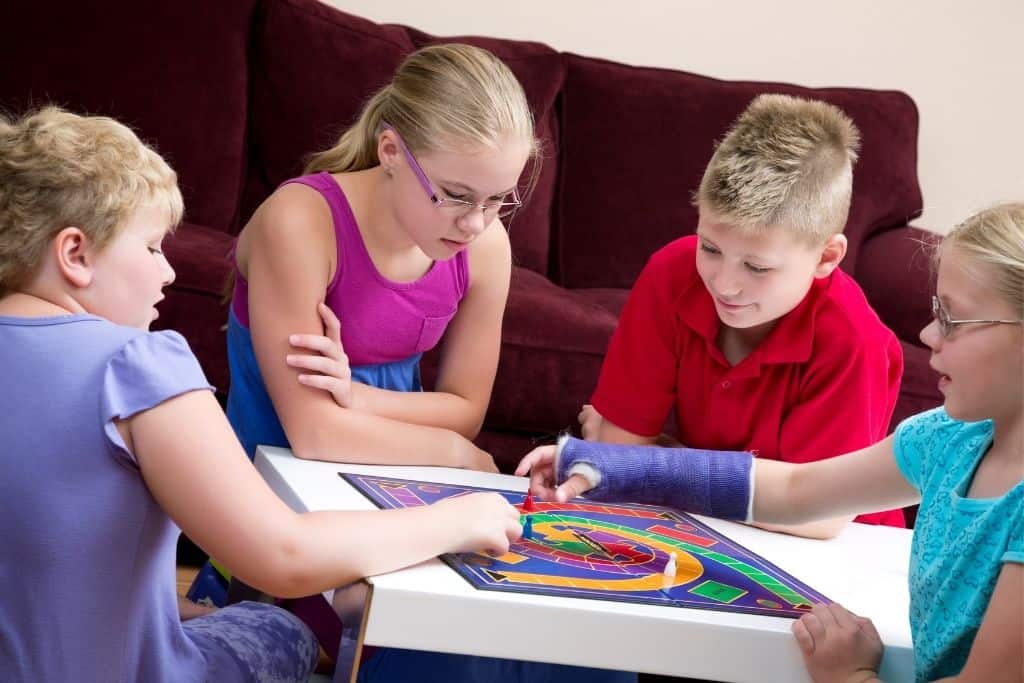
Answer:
[{"left": 522, "top": 492, "right": 536, "bottom": 512}]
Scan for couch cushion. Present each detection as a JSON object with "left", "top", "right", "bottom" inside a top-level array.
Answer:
[
  {"left": 404, "top": 29, "right": 566, "bottom": 275},
  {"left": 493, "top": 272, "right": 625, "bottom": 433},
  {"left": 557, "top": 54, "right": 923, "bottom": 289},
  {"left": 0, "top": 0, "right": 255, "bottom": 234},
  {"left": 154, "top": 222, "right": 235, "bottom": 394},
  {"left": 242, "top": 0, "right": 415, "bottom": 227},
  {"left": 857, "top": 225, "right": 940, "bottom": 344},
  {"left": 423, "top": 267, "right": 626, "bottom": 433}
]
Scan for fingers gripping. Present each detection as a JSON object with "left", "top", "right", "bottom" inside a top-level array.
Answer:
[{"left": 317, "top": 302, "right": 342, "bottom": 344}]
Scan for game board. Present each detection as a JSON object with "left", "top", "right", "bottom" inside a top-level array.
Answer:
[{"left": 341, "top": 473, "right": 829, "bottom": 618}]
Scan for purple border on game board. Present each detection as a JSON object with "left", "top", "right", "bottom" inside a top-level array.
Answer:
[{"left": 339, "top": 473, "right": 829, "bottom": 618}]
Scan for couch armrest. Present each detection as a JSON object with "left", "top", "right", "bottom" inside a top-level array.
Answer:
[{"left": 855, "top": 225, "right": 940, "bottom": 346}]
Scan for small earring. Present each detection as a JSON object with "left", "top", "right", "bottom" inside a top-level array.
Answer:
[{"left": 384, "top": 165, "right": 394, "bottom": 177}]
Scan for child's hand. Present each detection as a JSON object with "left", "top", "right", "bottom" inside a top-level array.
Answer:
[
  {"left": 515, "top": 445, "right": 594, "bottom": 503},
  {"left": 177, "top": 596, "right": 217, "bottom": 621},
  {"left": 792, "top": 603, "right": 882, "bottom": 683},
  {"left": 434, "top": 492, "right": 523, "bottom": 556},
  {"left": 287, "top": 302, "right": 354, "bottom": 408},
  {"left": 578, "top": 404, "right": 604, "bottom": 441}
]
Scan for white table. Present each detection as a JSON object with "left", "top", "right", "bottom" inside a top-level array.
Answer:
[{"left": 255, "top": 446, "right": 915, "bottom": 683}]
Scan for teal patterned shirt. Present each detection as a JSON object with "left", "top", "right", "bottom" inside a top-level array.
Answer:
[{"left": 894, "top": 408, "right": 1023, "bottom": 682}]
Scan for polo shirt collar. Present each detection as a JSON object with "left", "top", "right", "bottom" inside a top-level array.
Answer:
[{"left": 677, "top": 274, "right": 828, "bottom": 369}]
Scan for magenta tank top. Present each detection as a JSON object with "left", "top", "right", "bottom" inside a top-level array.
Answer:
[{"left": 231, "top": 172, "right": 470, "bottom": 365}]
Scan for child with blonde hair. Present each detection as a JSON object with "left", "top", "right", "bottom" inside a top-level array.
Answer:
[
  {"left": 0, "top": 106, "right": 526, "bottom": 682},
  {"left": 227, "top": 43, "right": 537, "bottom": 472},
  {"left": 520, "top": 203, "right": 1023, "bottom": 682},
  {"left": 226, "top": 43, "right": 633, "bottom": 683},
  {"left": 579, "top": 93, "right": 906, "bottom": 537}
]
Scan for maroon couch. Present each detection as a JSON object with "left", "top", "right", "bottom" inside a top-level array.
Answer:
[{"left": 1, "top": 0, "right": 941, "bottom": 471}]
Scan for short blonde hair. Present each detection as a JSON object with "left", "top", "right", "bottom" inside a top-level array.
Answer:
[
  {"left": 943, "top": 202, "right": 1024, "bottom": 314},
  {"left": 305, "top": 43, "right": 540, "bottom": 188},
  {"left": 696, "top": 94, "right": 861, "bottom": 244},
  {"left": 0, "top": 107, "right": 183, "bottom": 297}
]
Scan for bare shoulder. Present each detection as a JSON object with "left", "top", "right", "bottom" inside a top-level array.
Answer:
[
  {"left": 466, "top": 220, "right": 512, "bottom": 286},
  {"left": 237, "top": 183, "right": 335, "bottom": 276}
]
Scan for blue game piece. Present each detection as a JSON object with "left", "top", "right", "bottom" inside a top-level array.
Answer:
[
  {"left": 185, "top": 560, "right": 228, "bottom": 607},
  {"left": 522, "top": 515, "right": 534, "bottom": 540}
]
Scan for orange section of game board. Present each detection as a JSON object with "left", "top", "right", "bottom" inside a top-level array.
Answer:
[{"left": 491, "top": 518, "right": 703, "bottom": 591}]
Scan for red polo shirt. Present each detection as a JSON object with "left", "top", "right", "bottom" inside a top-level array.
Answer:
[{"left": 592, "top": 236, "right": 905, "bottom": 527}]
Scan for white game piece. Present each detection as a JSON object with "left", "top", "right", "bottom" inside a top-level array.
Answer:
[{"left": 665, "top": 552, "right": 678, "bottom": 578}]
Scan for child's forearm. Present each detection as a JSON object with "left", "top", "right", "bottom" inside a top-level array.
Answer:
[
  {"left": 555, "top": 437, "right": 842, "bottom": 529},
  {"left": 314, "top": 507, "right": 466, "bottom": 580},
  {"left": 749, "top": 517, "right": 851, "bottom": 540},
  {"left": 289, "top": 408, "right": 485, "bottom": 469},
  {"left": 250, "top": 507, "right": 469, "bottom": 598},
  {"left": 351, "top": 382, "right": 485, "bottom": 439},
  {"left": 556, "top": 437, "right": 754, "bottom": 520}
]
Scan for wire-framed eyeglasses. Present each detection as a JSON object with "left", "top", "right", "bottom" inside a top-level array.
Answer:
[
  {"left": 931, "top": 295, "right": 1023, "bottom": 338},
  {"left": 382, "top": 123, "right": 521, "bottom": 221}
]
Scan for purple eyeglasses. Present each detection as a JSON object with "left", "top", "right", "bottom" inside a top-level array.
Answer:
[{"left": 382, "top": 123, "right": 521, "bottom": 220}]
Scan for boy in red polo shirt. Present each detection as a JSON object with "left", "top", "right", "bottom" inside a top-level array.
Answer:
[{"left": 581, "top": 94, "right": 904, "bottom": 536}]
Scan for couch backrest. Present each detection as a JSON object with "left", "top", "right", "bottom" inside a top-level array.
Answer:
[
  {"left": 1, "top": 0, "right": 922, "bottom": 293},
  {"left": 556, "top": 55, "right": 924, "bottom": 289},
  {"left": 239, "top": 0, "right": 415, "bottom": 233},
  {"left": 241, "top": 0, "right": 566, "bottom": 274},
  {"left": 0, "top": 0, "right": 256, "bottom": 234},
  {"left": 244, "top": 2, "right": 923, "bottom": 290}
]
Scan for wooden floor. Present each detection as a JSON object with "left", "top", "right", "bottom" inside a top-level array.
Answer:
[{"left": 176, "top": 565, "right": 200, "bottom": 599}]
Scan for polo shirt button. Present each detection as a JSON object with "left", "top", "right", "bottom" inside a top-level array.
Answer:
[{"left": 722, "top": 380, "right": 731, "bottom": 389}]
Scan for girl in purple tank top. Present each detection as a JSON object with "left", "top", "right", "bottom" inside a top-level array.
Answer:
[
  {"left": 228, "top": 44, "right": 538, "bottom": 473},
  {"left": 225, "top": 44, "right": 636, "bottom": 683}
]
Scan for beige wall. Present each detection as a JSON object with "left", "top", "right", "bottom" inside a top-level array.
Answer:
[{"left": 324, "top": 0, "right": 1023, "bottom": 234}]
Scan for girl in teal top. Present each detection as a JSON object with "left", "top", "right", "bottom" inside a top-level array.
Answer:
[
  {"left": 893, "top": 407, "right": 1022, "bottom": 681},
  {"left": 517, "top": 202, "right": 1024, "bottom": 682}
]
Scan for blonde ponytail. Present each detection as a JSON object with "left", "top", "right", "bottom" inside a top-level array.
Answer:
[
  {"left": 305, "top": 44, "right": 539, "bottom": 177},
  {"left": 305, "top": 87, "right": 391, "bottom": 174}
]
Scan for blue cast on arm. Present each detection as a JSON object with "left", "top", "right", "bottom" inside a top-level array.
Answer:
[{"left": 556, "top": 436, "right": 755, "bottom": 521}]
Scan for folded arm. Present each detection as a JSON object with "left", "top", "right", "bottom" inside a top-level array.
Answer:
[
  {"left": 343, "top": 221, "right": 511, "bottom": 438},
  {"left": 242, "top": 185, "right": 495, "bottom": 469}
]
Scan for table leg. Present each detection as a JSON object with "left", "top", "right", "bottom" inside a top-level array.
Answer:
[{"left": 331, "top": 580, "right": 374, "bottom": 683}]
